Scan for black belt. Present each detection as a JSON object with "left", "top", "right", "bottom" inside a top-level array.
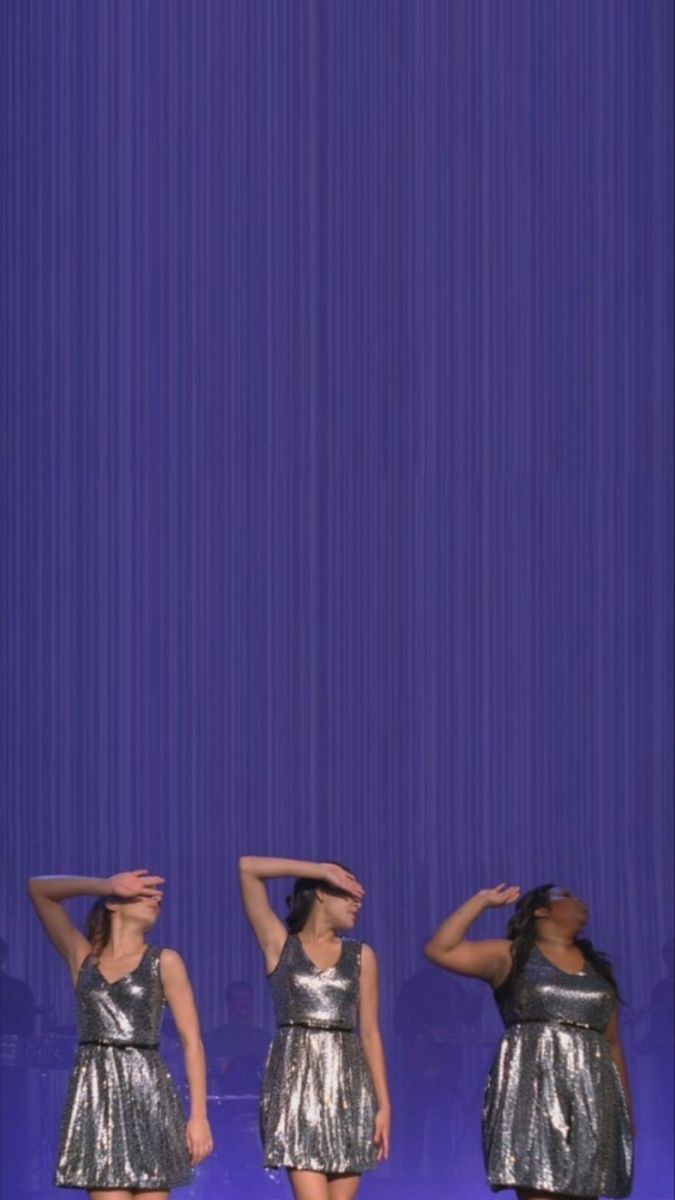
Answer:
[
  {"left": 277, "top": 1022, "right": 353, "bottom": 1033},
  {"left": 507, "top": 1019, "right": 597, "bottom": 1032},
  {"left": 79, "top": 1040, "right": 159, "bottom": 1049}
]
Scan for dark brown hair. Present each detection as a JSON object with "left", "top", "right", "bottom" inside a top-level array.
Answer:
[
  {"left": 285, "top": 863, "right": 354, "bottom": 934},
  {"left": 85, "top": 898, "right": 113, "bottom": 958}
]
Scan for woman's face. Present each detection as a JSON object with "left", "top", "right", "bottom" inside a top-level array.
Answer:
[
  {"left": 319, "top": 887, "right": 362, "bottom": 932},
  {"left": 109, "top": 893, "right": 162, "bottom": 932},
  {"left": 544, "top": 887, "right": 588, "bottom": 930}
]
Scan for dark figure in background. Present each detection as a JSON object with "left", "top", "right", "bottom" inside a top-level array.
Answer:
[
  {"left": 0, "top": 937, "right": 36, "bottom": 1197},
  {"left": 426, "top": 884, "right": 634, "bottom": 1200},
  {"left": 643, "top": 937, "right": 675, "bottom": 1055},
  {"left": 0, "top": 937, "right": 36, "bottom": 1039},
  {"left": 206, "top": 980, "right": 270, "bottom": 1094},
  {"left": 199, "top": 983, "right": 271, "bottom": 1183},
  {"left": 394, "top": 963, "right": 481, "bottom": 1178},
  {"left": 637, "top": 938, "right": 674, "bottom": 1158}
]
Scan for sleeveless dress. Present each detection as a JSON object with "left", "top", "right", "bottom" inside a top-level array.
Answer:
[
  {"left": 55, "top": 945, "right": 192, "bottom": 1190},
  {"left": 260, "top": 934, "right": 378, "bottom": 1174},
  {"left": 483, "top": 945, "right": 633, "bottom": 1197}
]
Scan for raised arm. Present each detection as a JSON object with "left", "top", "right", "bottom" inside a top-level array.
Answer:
[
  {"left": 359, "top": 944, "right": 391, "bottom": 1162},
  {"left": 160, "top": 950, "right": 213, "bottom": 1166},
  {"left": 424, "top": 885, "right": 520, "bottom": 987},
  {"left": 238, "top": 857, "right": 364, "bottom": 974},
  {"left": 28, "top": 870, "right": 164, "bottom": 982}
]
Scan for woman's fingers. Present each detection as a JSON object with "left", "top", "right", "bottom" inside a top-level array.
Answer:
[
  {"left": 373, "top": 1114, "right": 390, "bottom": 1161},
  {"left": 343, "top": 871, "right": 365, "bottom": 897},
  {"left": 186, "top": 1126, "right": 213, "bottom": 1165},
  {"left": 326, "top": 864, "right": 365, "bottom": 899},
  {"left": 492, "top": 883, "right": 520, "bottom": 905},
  {"left": 127, "top": 870, "right": 165, "bottom": 897},
  {"left": 111, "top": 870, "right": 165, "bottom": 897},
  {"left": 192, "top": 1138, "right": 213, "bottom": 1165},
  {"left": 376, "top": 1133, "right": 389, "bottom": 1161}
]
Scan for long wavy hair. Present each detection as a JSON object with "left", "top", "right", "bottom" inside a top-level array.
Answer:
[
  {"left": 506, "top": 883, "right": 620, "bottom": 997},
  {"left": 285, "top": 864, "right": 354, "bottom": 935},
  {"left": 85, "top": 898, "right": 113, "bottom": 958}
]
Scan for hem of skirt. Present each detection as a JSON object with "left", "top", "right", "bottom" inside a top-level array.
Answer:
[
  {"left": 488, "top": 1177, "right": 630, "bottom": 1198},
  {"left": 55, "top": 1176, "right": 192, "bottom": 1190},
  {"left": 264, "top": 1158, "right": 375, "bottom": 1176}
]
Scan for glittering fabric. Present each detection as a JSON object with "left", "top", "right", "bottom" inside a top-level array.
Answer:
[
  {"left": 483, "top": 945, "right": 633, "bottom": 1197},
  {"left": 55, "top": 945, "right": 191, "bottom": 1190},
  {"left": 260, "top": 935, "right": 378, "bottom": 1174}
]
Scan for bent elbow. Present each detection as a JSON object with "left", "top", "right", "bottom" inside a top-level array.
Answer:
[{"left": 423, "top": 940, "right": 441, "bottom": 965}]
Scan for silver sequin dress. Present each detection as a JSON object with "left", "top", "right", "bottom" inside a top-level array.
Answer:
[
  {"left": 260, "top": 935, "right": 378, "bottom": 1174},
  {"left": 55, "top": 945, "right": 191, "bottom": 1190},
  {"left": 483, "top": 945, "right": 633, "bottom": 1197}
]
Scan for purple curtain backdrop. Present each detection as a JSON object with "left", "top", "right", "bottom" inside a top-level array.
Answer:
[{"left": 1, "top": 2, "right": 673, "bottom": 1198}]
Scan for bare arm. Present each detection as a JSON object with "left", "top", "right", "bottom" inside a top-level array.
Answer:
[
  {"left": 160, "top": 950, "right": 213, "bottom": 1166},
  {"left": 424, "top": 885, "right": 520, "bottom": 987},
  {"left": 28, "top": 871, "right": 164, "bottom": 983},
  {"left": 238, "top": 856, "right": 364, "bottom": 974},
  {"left": 359, "top": 944, "right": 391, "bottom": 1162},
  {"left": 28, "top": 875, "right": 109, "bottom": 980},
  {"left": 605, "top": 1004, "right": 635, "bottom": 1134}
]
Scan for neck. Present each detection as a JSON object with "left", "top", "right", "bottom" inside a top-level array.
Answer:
[
  {"left": 300, "top": 913, "right": 337, "bottom": 942},
  {"left": 536, "top": 928, "right": 577, "bottom": 949},
  {"left": 104, "top": 924, "right": 146, "bottom": 959}
]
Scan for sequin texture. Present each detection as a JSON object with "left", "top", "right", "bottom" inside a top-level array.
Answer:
[
  {"left": 483, "top": 945, "right": 633, "bottom": 1196},
  {"left": 260, "top": 935, "right": 378, "bottom": 1174},
  {"left": 55, "top": 946, "right": 191, "bottom": 1190}
]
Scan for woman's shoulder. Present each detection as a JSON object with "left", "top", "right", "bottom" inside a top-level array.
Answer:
[
  {"left": 155, "top": 945, "right": 184, "bottom": 973},
  {"left": 346, "top": 939, "right": 376, "bottom": 967}
]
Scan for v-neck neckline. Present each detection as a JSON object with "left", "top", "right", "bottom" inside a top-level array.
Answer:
[
  {"left": 93, "top": 945, "right": 151, "bottom": 987},
  {"left": 296, "top": 935, "right": 344, "bottom": 975},
  {"left": 535, "top": 943, "right": 587, "bottom": 977}
]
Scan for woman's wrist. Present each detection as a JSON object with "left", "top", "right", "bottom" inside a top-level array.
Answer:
[{"left": 68, "top": 876, "right": 112, "bottom": 897}]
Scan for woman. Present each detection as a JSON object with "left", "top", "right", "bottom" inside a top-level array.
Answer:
[
  {"left": 239, "top": 855, "right": 391, "bottom": 1200},
  {"left": 425, "top": 883, "right": 634, "bottom": 1200},
  {"left": 29, "top": 869, "right": 213, "bottom": 1198}
]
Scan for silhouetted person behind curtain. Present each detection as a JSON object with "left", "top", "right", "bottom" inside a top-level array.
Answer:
[
  {"left": 0, "top": 937, "right": 36, "bottom": 1197},
  {"left": 637, "top": 937, "right": 674, "bottom": 1152},
  {"left": 394, "top": 961, "right": 480, "bottom": 1178},
  {"left": 206, "top": 980, "right": 270, "bottom": 1094}
]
